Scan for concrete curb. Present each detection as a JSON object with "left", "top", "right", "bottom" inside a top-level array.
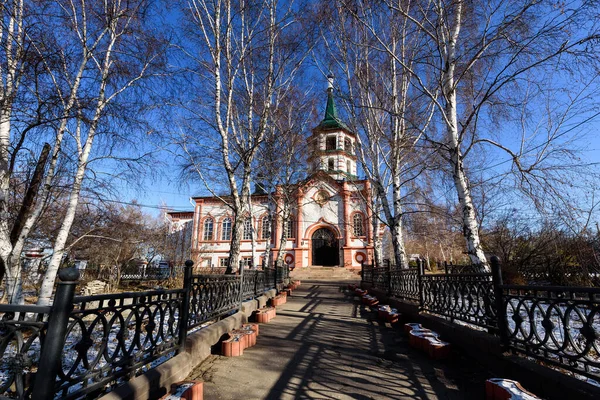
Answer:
[{"left": 100, "top": 289, "right": 277, "bottom": 400}]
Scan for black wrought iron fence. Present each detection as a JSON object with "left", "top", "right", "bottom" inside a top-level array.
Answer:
[
  {"left": 57, "top": 289, "right": 185, "bottom": 399},
  {"left": 501, "top": 285, "right": 600, "bottom": 381},
  {"left": 361, "top": 263, "right": 373, "bottom": 283},
  {"left": 421, "top": 273, "right": 496, "bottom": 329},
  {"left": 0, "top": 259, "right": 280, "bottom": 400},
  {"left": 390, "top": 267, "right": 419, "bottom": 303},
  {"left": 120, "top": 265, "right": 183, "bottom": 281},
  {"left": 360, "top": 257, "right": 600, "bottom": 381},
  {"left": 0, "top": 305, "right": 50, "bottom": 399},
  {"left": 187, "top": 274, "right": 240, "bottom": 330},
  {"left": 265, "top": 266, "right": 276, "bottom": 288},
  {"left": 372, "top": 266, "right": 389, "bottom": 292}
]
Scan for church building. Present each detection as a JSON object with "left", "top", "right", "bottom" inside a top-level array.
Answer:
[{"left": 166, "top": 80, "right": 374, "bottom": 270}]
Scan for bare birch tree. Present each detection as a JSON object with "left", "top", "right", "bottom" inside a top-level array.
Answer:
[
  {"left": 182, "top": 0, "right": 311, "bottom": 272},
  {"left": 322, "top": 2, "right": 436, "bottom": 268},
  {"left": 344, "top": 0, "right": 600, "bottom": 270},
  {"left": 0, "top": 0, "right": 74, "bottom": 303},
  {"left": 256, "top": 87, "right": 309, "bottom": 267},
  {"left": 35, "top": 0, "right": 162, "bottom": 305}
]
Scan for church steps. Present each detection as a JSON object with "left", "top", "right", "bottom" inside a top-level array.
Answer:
[{"left": 290, "top": 266, "right": 360, "bottom": 280}]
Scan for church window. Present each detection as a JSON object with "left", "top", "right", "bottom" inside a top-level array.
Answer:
[
  {"left": 221, "top": 217, "right": 232, "bottom": 240},
  {"left": 344, "top": 138, "right": 353, "bottom": 154},
  {"left": 243, "top": 218, "right": 253, "bottom": 240},
  {"left": 328, "top": 158, "right": 335, "bottom": 171},
  {"left": 261, "top": 216, "right": 270, "bottom": 239},
  {"left": 326, "top": 136, "right": 336, "bottom": 150},
  {"left": 353, "top": 214, "right": 365, "bottom": 236},
  {"left": 242, "top": 257, "right": 253, "bottom": 268},
  {"left": 284, "top": 218, "right": 295, "bottom": 239},
  {"left": 346, "top": 160, "right": 351, "bottom": 174},
  {"left": 203, "top": 218, "right": 214, "bottom": 241}
]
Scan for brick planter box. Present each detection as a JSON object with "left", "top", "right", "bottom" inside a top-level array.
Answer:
[
  {"left": 406, "top": 323, "right": 452, "bottom": 360},
  {"left": 222, "top": 333, "right": 244, "bottom": 357},
  {"left": 361, "top": 295, "right": 379, "bottom": 307},
  {"left": 377, "top": 305, "right": 400, "bottom": 324},
  {"left": 253, "top": 307, "right": 276, "bottom": 323},
  {"left": 159, "top": 381, "right": 203, "bottom": 400},
  {"left": 485, "top": 378, "right": 541, "bottom": 400},
  {"left": 242, "top": 323, "right": 259, "bottom": 336},
  {"left": 271, "top": 293, "right": 287, "bottom": 307}
]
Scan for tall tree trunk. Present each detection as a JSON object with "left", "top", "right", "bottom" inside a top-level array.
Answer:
[
  {"left": 442, "top": 0, "right": 488, "bottom": 270},
  {"left": 0, "top": 113, "right": 12, "bottom": 293},
  {"left": 37, "top": 139, "right": 93, "bottom": 305},
  {"left": 371, "top": 199, "right": 383, "bottom": 268}
]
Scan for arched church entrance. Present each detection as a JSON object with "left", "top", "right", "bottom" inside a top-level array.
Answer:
[{"left": 311, "top": 227, "right": 339, "bottom": 266}]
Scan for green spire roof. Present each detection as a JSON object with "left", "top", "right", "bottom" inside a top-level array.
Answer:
[{"left": 316, "top": 88, "right": 349, "bottom": 131}]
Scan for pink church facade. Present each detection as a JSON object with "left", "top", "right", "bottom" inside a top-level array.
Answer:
[{"left": 167, "top": 84, "right": 374, "bottom": 270}]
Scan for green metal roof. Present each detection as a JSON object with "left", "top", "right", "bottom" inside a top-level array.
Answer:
[{"left": 316, "top": 88, "right": 350, "bottom": 131}]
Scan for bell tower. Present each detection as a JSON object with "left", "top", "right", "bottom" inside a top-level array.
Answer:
[{"left": 308, "top": 76, "right": 357, "bottom": 181}]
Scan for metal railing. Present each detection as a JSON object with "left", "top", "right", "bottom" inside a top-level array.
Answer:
[
  {"left": 57, "top": 289, "right": 186, "bottom": 399},
  {"left": 501, "top": 285, "right": 600, "bottom": 380},
  {"left": 0, "top": 260, "right": 289, "bottom": 399},
  {"left": 0, "top": 305, "right": 50, "bottom": 398},
  {"left": 360, "top": 257, "right": 600, "bottom": 381}
]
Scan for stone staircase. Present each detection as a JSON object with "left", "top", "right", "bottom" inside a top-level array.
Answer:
[{"left": 290, "top": 266, "right": 361, "bottom": 281}]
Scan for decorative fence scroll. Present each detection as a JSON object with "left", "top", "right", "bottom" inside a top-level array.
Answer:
[
  {"left": 0, "top": 261, "right": 289, "bottom": 400},
  {"left": 360, "top": 257, "right": 600, "bottom": 382},
  {"left": 390, "top": 267, "right": 419, "bottom": 303},
  {"left": 372, "top": 266, "right": 389, "bottom": 292},
  {"left": 187, "top": 274, "right": 240, "bottom": 330},
  {"left": 56, "top": 290, "right": 186, "bottom": 399},
  {"left": 0, "top": 305, "right": 50, "bottom": 399},
  {"left": 241, "top": 270, "right": 276, "bottom": 301},
  {"left": 502, "top": 285, "right": 600, "bottom": 381},
  {"left": 421, "top": 273, "right": 496, "bottom": 329}
]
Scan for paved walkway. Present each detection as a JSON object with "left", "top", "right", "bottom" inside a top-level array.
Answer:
[{"left": 188, "top": 281, "right": 492, "bottom": 399}]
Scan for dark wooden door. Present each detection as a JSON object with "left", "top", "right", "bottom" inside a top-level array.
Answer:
[{"left": 311, "top": 228, "right": 339, "bottom": 266}]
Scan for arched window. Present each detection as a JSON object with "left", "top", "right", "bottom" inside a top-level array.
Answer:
[
  {"left": 203, "top": 218, "right": 214, "bottom": 241},
  {"left": 326, "top": 136, "right": 336, "bottom": 150},
  {"left": 261, "top": 216, "right": 270, "bottom": 239},
  {"left": 243, "top": 218, "right": 253, "bottom": 240},
  {"left": 328, "top": 158, "right": 335, "bottom": 171},
  {"left": 344, "top": 138, "right": 352, "bottom": 154},
  {"left": 284, "top": 218, "right": 295, "bottom": 239},
  {"left": 221, "top": 217, "right": 232, "bottom": 240},
  {"left": 353, "top": 214, "right": 365, "bottom": 236}
]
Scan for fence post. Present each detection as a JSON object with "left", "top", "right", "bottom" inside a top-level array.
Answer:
[
  {"left": 387, "top": 258, "right": 392, "bottom": 296},
  {"left": 254, "top": 267, "right": 259, "bottom": 297},
  {"left": 32, "top": 268, "right": 79, "bottom": 400},
  {"left": 276, "top": 263, "right": 283, "bottom": 288},
  {"left": 417, "top": 258, "right": 425, "bottom": 311},
  {"left": 491, "top": 256, "right": 508, "bottom": 347},
  {"left": 444, "top": 261, "right": 448, "bottom": 275},
  {"left": 177, "top": 260, "right": 194, "bottom": 353},
  {"left": 239, "top": 261, "right": 244, "bottom": 307},
  {"left": 361, "top": 261, "right": 365, "bottom": 282}
]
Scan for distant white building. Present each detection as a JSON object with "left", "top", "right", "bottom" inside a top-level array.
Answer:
[{"left": 167, "top": 84, "right": 375, "bottom": 270}]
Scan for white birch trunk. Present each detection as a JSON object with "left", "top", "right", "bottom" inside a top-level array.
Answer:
[
  {"left": 37, "top": 147, "right": 91, "bottom": 305},
  {"left": 442, "top": 0, "right": 488, "bottom": 270},
  {"left": 0, "top": 114, "right": 12, "bottom": 294}
]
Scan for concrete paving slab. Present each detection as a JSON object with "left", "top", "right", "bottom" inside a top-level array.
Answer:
[{"left": 187, "top": 281, "right": 491, "bottom": 399}]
